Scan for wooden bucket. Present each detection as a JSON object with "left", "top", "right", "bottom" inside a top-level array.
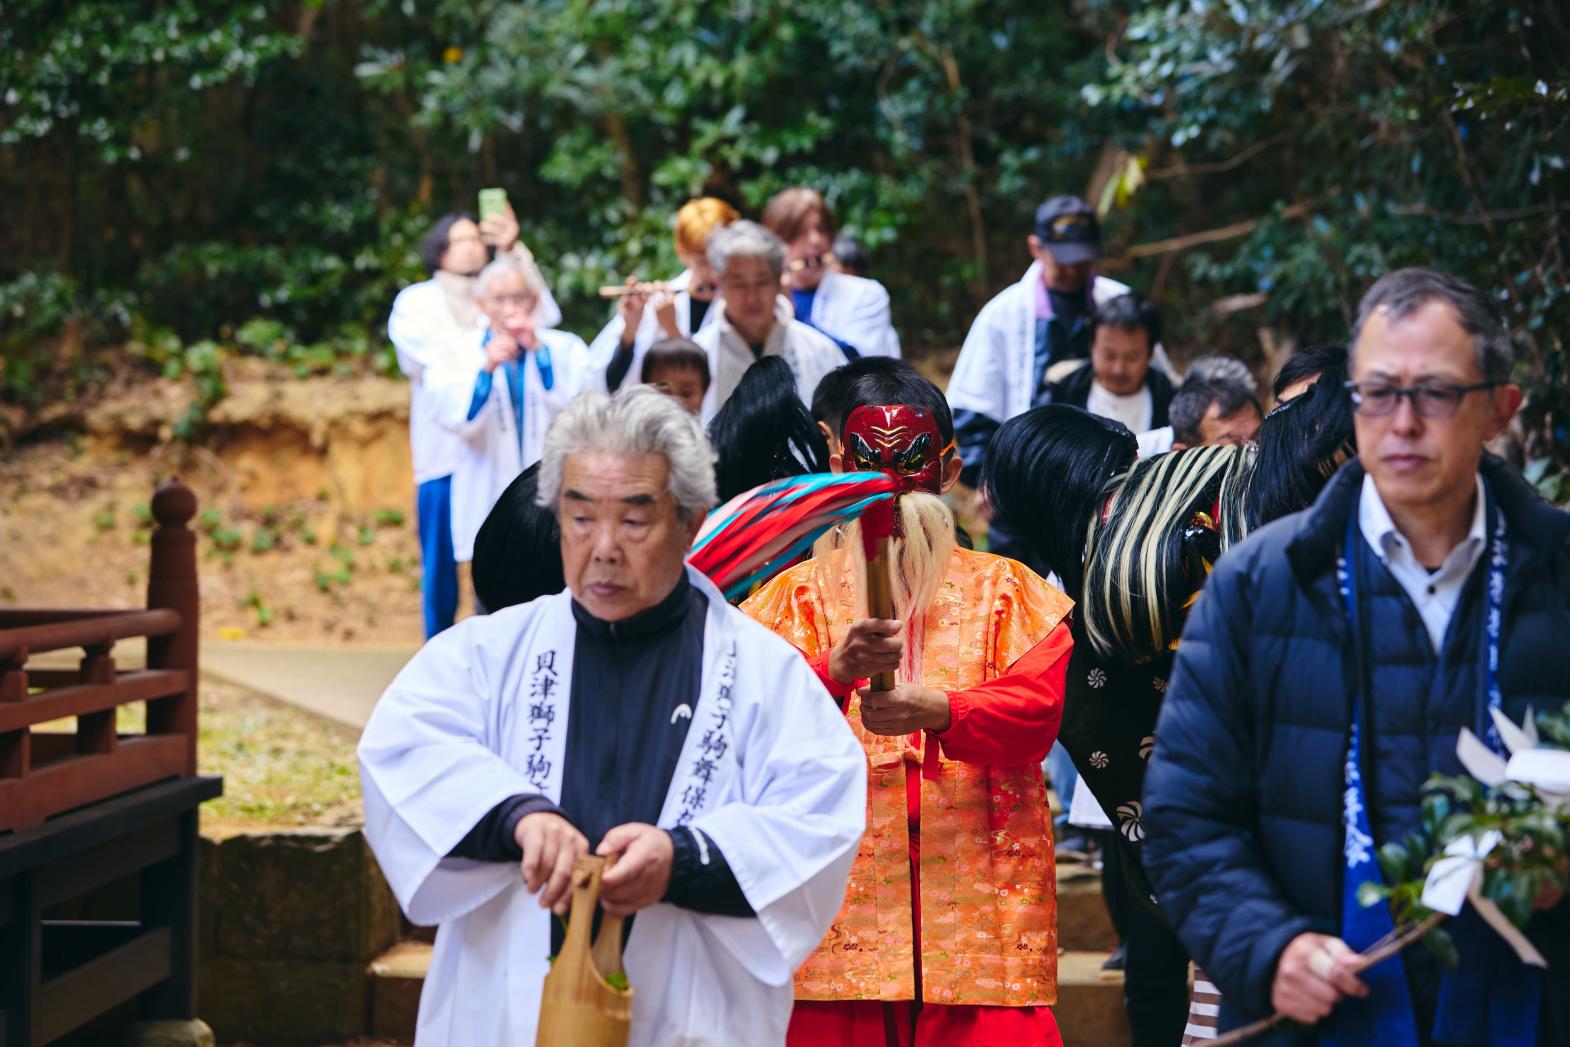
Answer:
[{"left": 535, "top": 854, "right": 634, "bottom": 1047}]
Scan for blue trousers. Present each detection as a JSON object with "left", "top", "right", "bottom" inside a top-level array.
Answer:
[
  {"left": 417, "top": 476, "right": 458, "bottom": 639},
  {"left": 1045, "top": 741, "right": 1077, "bottom": 826}
]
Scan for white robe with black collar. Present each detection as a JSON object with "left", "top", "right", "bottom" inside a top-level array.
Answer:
[
  {"left": 692, "top": 297, "right": 846, "bottom": 423},
  {"left": 358, "top": 567, "right": 867, "bottom": 1046}
]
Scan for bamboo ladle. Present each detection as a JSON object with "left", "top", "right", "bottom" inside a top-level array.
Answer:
[{"left": 536, "top": 854, "right": 634, "bottom": 1047}]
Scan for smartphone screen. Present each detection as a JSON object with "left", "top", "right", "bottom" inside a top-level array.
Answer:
[{"left": 478, "top": 187, "right": 508, "bottom": 222}]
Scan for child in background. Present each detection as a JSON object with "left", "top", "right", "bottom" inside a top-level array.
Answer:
[{"left": 640, "top": 337, "right": 710, "bottom": 415}]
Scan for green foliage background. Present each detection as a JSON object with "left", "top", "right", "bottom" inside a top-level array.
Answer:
[{"left": 2, "top": 0, "right": 1567, "bottom": 469}]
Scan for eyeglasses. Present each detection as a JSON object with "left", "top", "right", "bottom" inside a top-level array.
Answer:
[
  {"left": 1343, "top": 380, "right": 1497, "bottom": 419},
  {"left": 481, "top": 293, "right": 536, "bottom": 309}
]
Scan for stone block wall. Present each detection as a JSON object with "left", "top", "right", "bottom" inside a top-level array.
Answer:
[{"left": 198, "top": 828, "right": 400, "bottom": 1043}]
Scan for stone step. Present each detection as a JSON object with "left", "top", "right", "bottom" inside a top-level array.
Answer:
[
  {"left": 365, "top": 941, "right": 1131, "bottom": 1046},
  {"left": 1056, "top": 950, "right": 1132, "bottom": 1046},
  {"left": 1056, "top": 862, "right": 1119, "bottom": 954},
  {"left": 367, "top": 939, "right": 429, "bottom": 1043}
]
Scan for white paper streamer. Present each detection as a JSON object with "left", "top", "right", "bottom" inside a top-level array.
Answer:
[
  {"left": 1456, "top": 727, "right": 1508, "bottom": 787},
  {"left": 1468, "top": 881, "right": 1548, "bottom": 968},
  {"left": 1426, "top": 710, "right": 1565, "bottom": 969},
  {"left": 1420, "top": 831, "right": 1500, "bottom": 917},
  {"left": 1506, "top": 749, "right": 1570, "bottom": 800},
  {"left": 1489, "top": 705, "right": 1538, "bottom": 755}
]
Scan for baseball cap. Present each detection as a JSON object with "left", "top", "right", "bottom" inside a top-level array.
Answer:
[{"left": 1033, "top": 196, "right": 1101, "bottom": 265}]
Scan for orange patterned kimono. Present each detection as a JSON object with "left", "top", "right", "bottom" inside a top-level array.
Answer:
[{"left": 742, "top": 545, "right": 1072, "bottom": 1008}]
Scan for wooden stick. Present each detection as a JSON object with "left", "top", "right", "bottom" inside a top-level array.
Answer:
[
  {"left": 865, "top": 537, "right": 897, "bottom": 692},
  {"left": 859, "top": 498, "right": 899, "bottom": 693},
  {"left": 1207, "top": 913, "right": 1446, "bottom": 1047},
  {"left": 589, "top": 853, "right": 626, "bottom": 986}
]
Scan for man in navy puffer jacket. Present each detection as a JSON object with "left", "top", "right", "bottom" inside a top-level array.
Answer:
[{"left": 1145, "top": 268, "right": 1570, "bottom": 1045}]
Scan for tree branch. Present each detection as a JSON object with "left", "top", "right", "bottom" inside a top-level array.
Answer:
[
  {"left": 1388, "top": 202, "right": 1570, "bottom": 225},
  {"left": 1145, "top": 134, "right": 1291, "bottom": 181},
  {"left": 910, "top": 29, "right": 987, "bottom": 298},
  {"left": 1114, "top": 204, "right": 1308, "bottom": 260},
  {"left": 1439, "top": 108, "right": 1499, "bottom": 244}
]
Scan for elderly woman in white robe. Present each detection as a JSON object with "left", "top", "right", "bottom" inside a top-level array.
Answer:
[
  {"left": 359, "top": 385, "right": 867, "bottom": 1046},
  {"left": 426, "top": 257, "right": 600, "bottom": 568},
  {"left": 692, "top": 221, "right": 846, "bottom": 423}
]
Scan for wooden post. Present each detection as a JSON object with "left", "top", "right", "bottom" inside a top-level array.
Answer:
[
  {"left": 145, "top": 481, "right": 199, "bottom": 775},
  {"left": 0, "top": 871, "right": 41, "bottom": 1047},
  {"left": 77, "top": 644, "right": 117, "bottom": 755},
  {"left": 859, "top": 498, "right": 899, "bottom": 693},
  {"left": 138, "top": 807, "right": 199, "bottom": 1021},
  {"left": 0, "top": 651, "right": 28, "bottom": 785}
]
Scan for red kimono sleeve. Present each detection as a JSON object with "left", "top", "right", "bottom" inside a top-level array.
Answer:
[
  {"left": 931, "top": 618, "right": 1072, "bottom": 766},
  {"left": 806, "top": 648, "right": 859, "bottom": 710}
]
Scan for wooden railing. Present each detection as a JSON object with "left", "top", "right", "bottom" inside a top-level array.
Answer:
[{"left": 0, "top": 480, "right": 200, "bottom": 834}]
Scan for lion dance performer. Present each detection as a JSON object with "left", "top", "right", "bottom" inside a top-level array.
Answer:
[{"left": 743, "top": 362, "right": 1075, "bottom": 1046}]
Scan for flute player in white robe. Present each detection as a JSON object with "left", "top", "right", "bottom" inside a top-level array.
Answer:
[{"left": 358, "top": 385, "right": 867, "bottom": 1047}]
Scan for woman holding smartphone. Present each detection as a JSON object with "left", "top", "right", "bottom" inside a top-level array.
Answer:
[{"left": 387, "top": 194, "right": 560, "bottom": 638}]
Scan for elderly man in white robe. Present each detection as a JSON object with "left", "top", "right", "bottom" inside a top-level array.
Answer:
[
  {"left": 947, "top": 195, "right": 1177, "bottom": 484},
  {"left": 692, "top": 220, "right": 846, "bottom": 423},
  {"left": 359, "top": 385, "right": 868, "bottom": 1046},
  {"left": 947, "top": 194, "right": 1178, "bottom": 573},
  {"left": 426, "top": 257, "right": 600, "bottom": 574}
]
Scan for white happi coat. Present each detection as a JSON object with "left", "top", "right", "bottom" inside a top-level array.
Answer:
[
  {"left": 358, "top": 567, "right": 867, "bottom": 1047},
  {"left": 586, "top": 269, "right": 722, "bottom": 380},
  {"left": 798, "top": 267, "right": 901, "bottom": 359},
  {"left": 428, "top": 327, "right": 599, "bottom": 561},
  {"left": 692, "top": 297, "right": 846, "bottom": 424},
  {"left": 388, "top": 274, "right": 564, "bottom": 486},
  {"left": 947, "top": 263, "right": 1175, "bottom": 426}
]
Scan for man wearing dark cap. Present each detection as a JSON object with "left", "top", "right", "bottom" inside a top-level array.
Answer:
[{"left": 949, "top": 195, "right": 1171, "bottom": 561}]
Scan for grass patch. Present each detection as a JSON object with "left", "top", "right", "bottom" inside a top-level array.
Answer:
[
  {"left": 37, "top": 678, "right": 362, "bottom": 837},
  {"left": 197, "top": 678, "right": 361, "bottom": 836}
]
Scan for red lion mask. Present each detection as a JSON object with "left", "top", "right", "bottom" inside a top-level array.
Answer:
[{"left": 842, "top": 404, "right": 950, "bottom": 495}]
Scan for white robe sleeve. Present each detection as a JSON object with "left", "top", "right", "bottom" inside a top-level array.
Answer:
[
  {"left": 426, "top": 341, "right": 493, "bottom": 437},
  {"left": 947, "top": 291, "right": 1013, "bottom": 421},
  {"left": 388, "top": 283, "right": 445, "bottom": 380},
  {"left": 358, "top": 618, "right": 535, "bottom": 926},
  {"left": 558, "top": 331, "right": 607, "bottom": 397},
  {"left": 843, "top": 278, "right": 901, "bottom": 359},
  {"left": 787, "top": 322, "right": 853, "bottom": 413},
  {"left": 687, "top": 638, "right": 866, "bottom": 985},
  {"left": 587, "top": 310, "right": 629, "bottom": 371}
]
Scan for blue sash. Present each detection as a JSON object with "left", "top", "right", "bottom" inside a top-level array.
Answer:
[
  {"left": 477, "top": 330, "right": 554, "bottom": 457},
  {"left": 1326, "top": 505, "right": 1422, "bottom": 1045},
  {"left": 1334, "top": 484, "right": 1540, "bottom": 1047}
]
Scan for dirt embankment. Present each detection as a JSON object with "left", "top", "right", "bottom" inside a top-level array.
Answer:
[
  {"left": 2, "top": 349, "right": 970, "bottom": 648},
  {"left": 1, "top": 363, "right": 437, "bottom": 647}
]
